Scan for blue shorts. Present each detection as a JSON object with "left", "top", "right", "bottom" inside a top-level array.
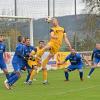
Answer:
[
  {"left": 67, "top": 64, "right": 83, "bottom": 71},
  {"left": 12, "top": 62, "right": 21, "bottom": 72},
  {"left": 0, "top": 60, "right": 7, "bottom": 70},
  {"left": 12, "top": 61, "right": 25, "bottom": 72},
  {"left": 93, "top": 58, "right": 100, "bottom": 64}
]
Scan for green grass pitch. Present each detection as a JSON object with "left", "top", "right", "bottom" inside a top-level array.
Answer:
[{"left": 0, "top": 68, "right": 100, "bottom": 100}]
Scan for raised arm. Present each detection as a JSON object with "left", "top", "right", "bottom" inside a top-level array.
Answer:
[
  {"left": 63, "top": 33, "right": 72, "bottom": 50},
  {"left": 57, "top": 55, "right": 69, "bottom": 65}
]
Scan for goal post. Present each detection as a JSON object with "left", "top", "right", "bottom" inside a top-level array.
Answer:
[{"left": 0, "top": 15, "right": 34, "bottom": 51}]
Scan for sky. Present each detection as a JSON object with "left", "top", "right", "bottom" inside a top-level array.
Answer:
[{"left": 0, "top": 0, "right": 86, "bottom": 19}]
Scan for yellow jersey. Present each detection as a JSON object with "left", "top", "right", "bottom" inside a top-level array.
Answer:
[{"left": 49, "top": 26, "right": 65, "bottom": 47}]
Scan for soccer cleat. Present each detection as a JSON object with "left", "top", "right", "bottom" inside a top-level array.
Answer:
[
  {"left": 28, "top": 80, "right": 32, "bottom": 85},
  {"left": 43, "top": 80, "right": 48, "bottom": 85},
  {"left": 64, "top": 80, "right": 69, "bottom": 82},
  {"left": 4, "top": 80, "right": 11, "bottom": 90},
  {"left": 24, "top": 81, "right": 29, "bottom": 84},
  {"left": 87, "top": 76, "right": 91, "bottom": 78},
  {"left": 80, "top": 78, "right": 84, "bottom": 81}
]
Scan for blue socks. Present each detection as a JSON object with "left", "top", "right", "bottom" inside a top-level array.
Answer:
[
  {"left": 9, "top": 72, "right": 15, "bottom": 78},
  {"left": 26, "top": 73, "right": 30, "bottom": 82},
  {"left": 64, "top": 72, "right": 69, "bottom": 80},
  {"left": 8, "top": 73, "right": 19, "bottom": 86},
  {"left": 79, "top": 72, "right": 83, "bottom": 79},
  {"left": 5, "top": 73, "right": 9, "bottom": 80},
  {"left": 88, "top": 68, "right": 95, "bottom": 76}
]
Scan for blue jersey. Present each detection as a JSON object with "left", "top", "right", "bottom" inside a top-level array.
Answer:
[
  {"left": 12, "top": 43, "right": 25, "bottom": 66},
  {"left": 92, "top": 48, "right": 100, "bottom": 59},
  {"left": 65, "top": 53, "right": 83, "bottom": 65},
  {"left": 0, "top": 42, "right": 6, "bottom": 60},
  {"left": 23, "top": 45, "right": 35, "bottom": 69},
  {"left": 23, "top": 45, "right": 34, "bottom": 57}
]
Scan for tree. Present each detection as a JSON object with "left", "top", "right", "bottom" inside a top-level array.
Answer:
[{"left": 83, "top": 0, "right": 100, "bottom": 15}]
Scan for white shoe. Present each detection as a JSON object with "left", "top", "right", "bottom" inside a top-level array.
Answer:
[
  {"left": 24, "top": 81, "right": 28, "bottom": 84},
  {"left": 28, "top": 80, "right": 32, "bottom": 85},
  {"left": 43, "top": 80, "right": 48, "bottom": 84},
  {"left": 87, "top": 76, "right": 90, "bottom": 78},
  {"left": 4, "top": 80, "right": 10, "bottom": 90}
]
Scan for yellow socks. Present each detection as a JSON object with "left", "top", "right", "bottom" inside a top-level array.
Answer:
[{"left": 30, "top": 70, "right": 37, "bottom": 81}]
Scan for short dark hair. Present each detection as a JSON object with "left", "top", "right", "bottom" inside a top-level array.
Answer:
[
  {"left": 25, "top": 37, "right": 30, "bottom": 41},
  {"left": 17, "top": 36, "right": 23, "bottom": 42},
  {"left": 39, "top": 40, "right": 45, "bottom": 44}
]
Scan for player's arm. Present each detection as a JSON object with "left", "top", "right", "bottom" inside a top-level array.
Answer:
[
  {"left": 3, "top": 45, "right": 6, "bottom": 59},
  {"left": 91, "top": 51, "right": 95, "bottom": 62},
  {"left": 57, "top": 55, "right": 69, "bottom": 65},
  {"left": 50, "top": 29, "right": 58, "bottom": 39},
  {"left": 82, "top": 55, "right": 91, "bottom": 66},
  {"left": 63, "top": 32, "right": 72, "bottom": 50}
]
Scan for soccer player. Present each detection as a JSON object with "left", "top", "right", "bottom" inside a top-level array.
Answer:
[
  {"left": 58, "top": 49, "right": 84, "bottom": 81},
  {"left": 88, "top": 43, "right": 100, "bottom": 78},
  {"left": 4, "top": 36, "right": 25, "bottom": 89},
  {"left": 27, "top": 40, "right": 45, "bottom": 84},
  {"left": 36, "top": 18, "right": 72, "bottom": 84},
  {"left": 23, "top": 37, "right": 35, "bottom": 83},
  {"left": 0, "top": 35, "right": 9, "bottom": 80}
]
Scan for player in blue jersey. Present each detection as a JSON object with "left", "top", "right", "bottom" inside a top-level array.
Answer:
[
  {"left": 23, "top": 37, "right": 36, "bottom": 83},
  {"left": 58, "top": 49, "right": 84, "bottom": 81},
  {"left": 4, "top": 36, "right": 25, "bottom": 89},
  {"left": 88, "top": 43, "right": 100, "bottom": 78},
  {"left": 0, "top": 35, "right": 9, "bottom": 80}
]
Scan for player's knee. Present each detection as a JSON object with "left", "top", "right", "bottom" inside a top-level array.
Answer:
[
  {"left": 16, "top": 72, "right": 21, "bottom": 78},
  {"left": 64, "top": 68, "right": 69, "bottom": 72},
  {"left": 3, "top": 69, "right": 8, "bottom": 74}
]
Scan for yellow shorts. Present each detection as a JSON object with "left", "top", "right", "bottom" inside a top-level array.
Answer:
[
  {"left": 28, "top": 59, "right": 41, "bottom": 68},
  {"left": 47, "top": 41, "right": 60, "bottom": 55}
]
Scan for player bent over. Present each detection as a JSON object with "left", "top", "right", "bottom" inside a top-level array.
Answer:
[
  {"left": 4, "top": 36, "right": 25, "bottom": 89},
  {"left": 88, "top": 43, "right": 100, "bottom": 78},
  {"left": 27, "top": 40, "right": 46, "bottom": 84},
  {"left": 58, "top": 49, "right": 84, "bottom": 81},
  {"left": 26, "top": 48, "right": 41, "bottom": 85},
  {"left": 23, "top": 37, "right": 36, "bottom": 84},
  {"left": 36, "top": 18, "right": 72, "bottom": 84}
]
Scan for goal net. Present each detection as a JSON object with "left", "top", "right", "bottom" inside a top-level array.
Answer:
[{"left": 0, "top": 16, "right": 33, "bottom": 52}]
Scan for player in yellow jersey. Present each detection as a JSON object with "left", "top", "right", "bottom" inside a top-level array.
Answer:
[
  {"left": 27, "top": 40, "right": 46, "bottom": 84},
  {"left": 35, "top": 18, "right": 72, "bottom": 84}
]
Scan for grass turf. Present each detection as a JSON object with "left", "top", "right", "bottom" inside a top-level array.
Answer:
[{"left": 0, "top": 68, "right": 100, "bottom": 100}]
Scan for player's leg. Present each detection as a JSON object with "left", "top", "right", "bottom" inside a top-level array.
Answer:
[
  {"left": 4, "top": 63, "right": 21, "bottom": 89},
  {"left": 64, "top": 68, "right": 69, "bottom": 81},
  {"left": 8, "top": 71, "right": 21, "bottom": 85},
  {"left": 88, "top": 58, "right": 99, "bottom": 78},
  {"left": 77, "top": 64, "right": 84, "bottom": 81},
  {"left": 37, "top": 45, "right": 51, "bottom": 58},
  {"left": 64, "top": 65, "right": 75, "bottom": 81},
  {"left": 24, "top": 69, "right": 31, "bottom": 83},
  {"left": 42, "top": 53, "right": 54, "bottom": 84},
  {"left": 2, "top": 68, "right": 9, "bottom": 80},
  {"left": 88, "top": 64, "right": 97, "bottom": 78},
  {"left": 0, "top": 62, "right": 9, "bottom": 80},
  {"left": 28, "top": 66, "right": 37, "bottom": 85}
]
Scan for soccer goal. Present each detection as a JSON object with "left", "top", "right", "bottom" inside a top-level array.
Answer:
[{"left": 0, "top": 15, "right": 34, "bottom": 52}]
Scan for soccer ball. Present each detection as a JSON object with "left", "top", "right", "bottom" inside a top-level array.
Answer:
[{"left": 45, "top": 16, "right": 52, "bottom": 23}]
